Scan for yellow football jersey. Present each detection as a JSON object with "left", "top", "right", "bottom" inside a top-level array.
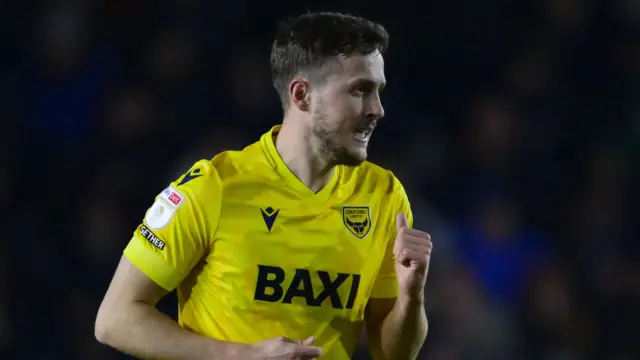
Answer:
[{"left": 124, "top": 125, "right": 413, "bottom": 359}]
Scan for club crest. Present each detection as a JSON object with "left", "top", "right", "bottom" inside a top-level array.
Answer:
[{"left": 342, "top": 206, "right": 372, "bottom": 239}]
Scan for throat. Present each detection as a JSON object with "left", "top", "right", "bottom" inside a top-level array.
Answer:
[
  {"left": 305, "top": 168, "right": 335, "bottom": 193},
  {"left": 284, "top": 154, "right": 335, "bottom": 193},
  {"left": 274, "top": 128, "right": 335, "bottom": 193}
]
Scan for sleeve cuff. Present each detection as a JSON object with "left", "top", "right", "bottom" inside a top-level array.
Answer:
[{"left": 123, "top": 237, "right": 182, "bottom": 291}]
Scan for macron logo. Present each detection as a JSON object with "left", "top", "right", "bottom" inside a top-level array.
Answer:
[
  {"left": 178, "top": 168, "right": 202, "bottom": 186},
  {"left": 260, "top": 207, "right": 279, "bottom": 232}
]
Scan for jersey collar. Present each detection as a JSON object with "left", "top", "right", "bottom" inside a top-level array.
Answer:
[{"left": 260, "top": 125, "right": 340, "bottom": 202}]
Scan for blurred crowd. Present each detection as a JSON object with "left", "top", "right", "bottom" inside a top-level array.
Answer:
[{"left": 2, "top": 1, "right": 639, "bottom": 359}]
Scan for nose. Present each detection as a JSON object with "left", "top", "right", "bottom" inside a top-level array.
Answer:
[{"left": 365, "top": 92, "right": 385, "bottom": 121}]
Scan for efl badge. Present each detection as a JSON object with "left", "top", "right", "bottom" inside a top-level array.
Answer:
[
  {"left": 145, "top": 201, "right": 174, "bottom": 230},
  {"left": 161, "top": 187, "right": 185, "bottom": 208},
  {"left": 343, "top": 206, "right": 372, "bottom": 239},
  {"left": 145, "top": 186, "right": 184, "bottom": 229}
]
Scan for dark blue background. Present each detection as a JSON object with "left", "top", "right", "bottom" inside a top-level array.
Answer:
[{"left": 2, "top": 1, "right": 638, "bottom": 359}]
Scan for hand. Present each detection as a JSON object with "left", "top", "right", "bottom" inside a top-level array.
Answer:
[
  {"left": 296, "top": 337, "right": 320, "bottom": 360},
  {"left": 249, "top": 336, "right": 323, "bottom": 360},
  {"left": 393, "top": 212, "right": 433, "bottom": 300}
]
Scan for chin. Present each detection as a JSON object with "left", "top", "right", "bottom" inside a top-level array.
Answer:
[{"left": 334, "top": 147, "right": 367, "bottom": 167}]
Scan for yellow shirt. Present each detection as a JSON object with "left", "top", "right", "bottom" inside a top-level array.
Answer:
[{"left": 124, "top": 125, "right": 413, "bottom": 359}]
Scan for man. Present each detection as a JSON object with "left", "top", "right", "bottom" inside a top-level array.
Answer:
[{"left": 95, "top": 12, "right": 432, "bottom": 360}]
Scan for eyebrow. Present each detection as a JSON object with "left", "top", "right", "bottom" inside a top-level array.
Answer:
[{"left": 351, "top": 78, "right": 386, "bottom": 89}]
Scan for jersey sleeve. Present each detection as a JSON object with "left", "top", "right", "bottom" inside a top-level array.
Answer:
[
  {"left": 370, "top": 175, "right": 413, "bottom": 299},
  {"left": 123, "top": 159, "right": 222, "bottom": 291}
]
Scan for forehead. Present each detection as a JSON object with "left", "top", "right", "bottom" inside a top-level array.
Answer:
[{"left": 331, "top": 51, "right": 386, "bottom": 85}]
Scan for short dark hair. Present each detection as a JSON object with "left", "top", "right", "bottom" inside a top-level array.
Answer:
[{"left": 270, "top": 12, "right": 389, "bottom": 109}]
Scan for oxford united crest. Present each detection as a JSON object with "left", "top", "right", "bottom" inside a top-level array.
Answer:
[{"left": 343, "top": 206, "right": 372, "bottom": 239}]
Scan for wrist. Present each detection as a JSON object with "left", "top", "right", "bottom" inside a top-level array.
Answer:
[{"left": 213, "top": 340, "right": 253, "bottom": 360}]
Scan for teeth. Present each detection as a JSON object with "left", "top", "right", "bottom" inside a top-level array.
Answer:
[{"left": 354, "top": 131, "right": 369, "bottom": 141}]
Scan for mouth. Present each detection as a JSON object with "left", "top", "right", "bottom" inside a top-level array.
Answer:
[{"left": 353, "top": 123, "right": 376, "bottom": 143}]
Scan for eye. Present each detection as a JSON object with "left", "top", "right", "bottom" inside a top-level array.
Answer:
[{"left": 351, "top": 84, "right": 374, "bottom": 96}]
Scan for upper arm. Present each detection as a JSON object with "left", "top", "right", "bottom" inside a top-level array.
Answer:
[
  {"left": 102, "top": 255, "right": 168, "bottom": 308},
  {"left": 122, "top": 159, "right": 222, "bottom": 292},
  {"left": 95, "top": 255, "right": 168, "bottom": 337}
]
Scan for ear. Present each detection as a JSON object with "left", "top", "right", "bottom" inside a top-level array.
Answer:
[{"left": 289, "top": 78, "right": 311, "bottom": 112}]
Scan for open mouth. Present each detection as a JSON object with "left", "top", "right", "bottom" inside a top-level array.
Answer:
[{"left": 353, "top": 123, "right": 376, "bottom": 142}]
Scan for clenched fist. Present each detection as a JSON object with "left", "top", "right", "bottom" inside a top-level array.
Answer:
[{"left": 393, "top": 212, "right": 433, "bottom": 300}]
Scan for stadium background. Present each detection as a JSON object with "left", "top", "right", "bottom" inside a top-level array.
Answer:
[{"left": 2, "top": 1, "right": 638, "bottom": 359}]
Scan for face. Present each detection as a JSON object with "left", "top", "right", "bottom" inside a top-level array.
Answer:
[{"left": 309, "top": 51, "right": 386, "bottom": 166}]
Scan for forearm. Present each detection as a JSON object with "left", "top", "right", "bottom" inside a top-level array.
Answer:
[
  {"left": 95, "top": 301, "right": 249, "bottom": 360},
  {"left": 379, "top": 297, "right": 428, "bottom": 360}
]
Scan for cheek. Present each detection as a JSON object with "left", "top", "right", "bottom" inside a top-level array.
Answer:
[
  {"left": 327, "top": 91, "right": 361, "bottom": 111},
  {"left": 334, "top": 97, "right": 363, "bottom": 125},
  {"left": 345, "top": 95, "right": 364, "bottom": 113},
  {"left": 318, "top": 94, "right": 362, "bottom": 132}
]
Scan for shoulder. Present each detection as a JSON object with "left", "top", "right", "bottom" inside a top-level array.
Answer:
[
  {"left": 209, "top": 140, "right": 266, "bottom": 181},
  {"left": 342, "top": 161, "right": 410, "bottom": 205},
  {"left": 171, "top": 140, "right": 267, "bottom": 205},
  {"left": 170, "top": 159, "right": 222, "bottom": 200},
  {"left": 152, "top": 159, "right": 224, "bottom": 223}
]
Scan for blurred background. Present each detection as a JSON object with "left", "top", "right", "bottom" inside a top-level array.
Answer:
[{"left": 2, "top": 0, "right": 639, "bottom": 359}]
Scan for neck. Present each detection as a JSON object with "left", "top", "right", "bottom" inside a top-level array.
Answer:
[{"left": 275, "top": 119, "right": 335, "bottom": 193}]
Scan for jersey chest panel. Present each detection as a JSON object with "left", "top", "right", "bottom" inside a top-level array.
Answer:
[{"left": 208, "top": 181, "right": 388, "bottom": 320}]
